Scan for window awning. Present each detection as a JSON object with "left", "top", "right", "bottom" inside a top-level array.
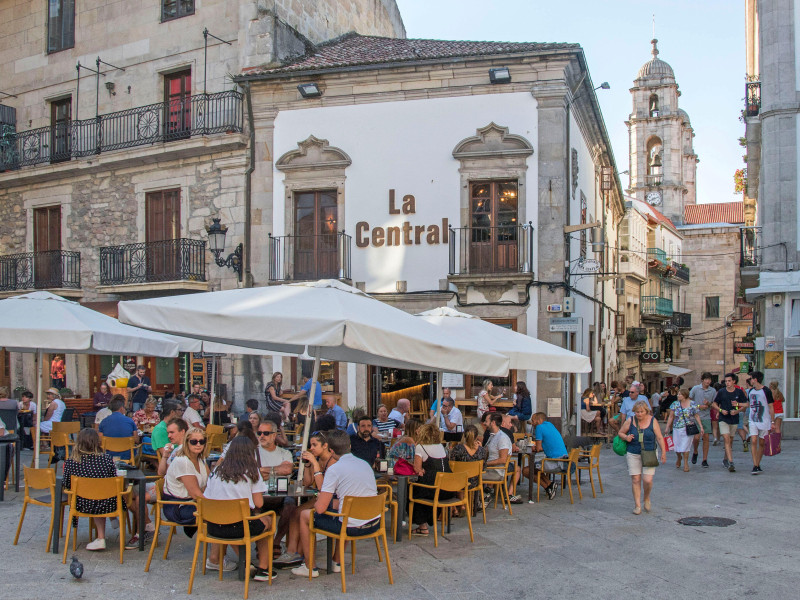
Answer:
[{"left": 641, "top": 363, "right": 692, "bottom": 377}]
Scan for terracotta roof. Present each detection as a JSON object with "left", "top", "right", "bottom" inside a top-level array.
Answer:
[
  {"left": 241, "top": 33, "right": 579, "bottom": 77},
  {"left": 683, "top": 202, "right": 744, "bottom": 225}
]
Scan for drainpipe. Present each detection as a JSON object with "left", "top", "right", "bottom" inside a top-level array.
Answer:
[{"left": 243, "top": 82, "right": 255, "bottom": 288}]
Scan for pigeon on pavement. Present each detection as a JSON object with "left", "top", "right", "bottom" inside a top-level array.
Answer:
[{"left": 69, "top": 555, "right": 84, "bottom": 579}]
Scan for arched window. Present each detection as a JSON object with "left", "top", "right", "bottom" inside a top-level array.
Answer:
[
  {"left": 646, "top": 137, "right": 663, "bottom": 185},
  {"left": 649, "top": 94, "right": 659, "bottom": 117}
]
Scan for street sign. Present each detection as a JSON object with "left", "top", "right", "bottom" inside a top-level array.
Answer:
[
  {"left": 546, "top": 304, "right": 563, "bottom": 313},
  {"left": 549, "top": 317, "right": 582, "bottom": 332},
  {"left": 640, "top": 351, "right": 661, "bottom": 363},
  {"left": 579, "top": 258, "right": 601, "bottom": 272},
  {"left": 733, "top": 341, "right": 755, "bottom": 354}
]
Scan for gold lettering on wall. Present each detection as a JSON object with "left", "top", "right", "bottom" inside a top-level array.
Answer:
[{"left": 355, "top": 190, "right": 450, "bottom": 248}]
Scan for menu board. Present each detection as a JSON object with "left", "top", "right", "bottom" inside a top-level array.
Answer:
[{"left": 440, "top": 372, "right": 464, "bottom": 389}]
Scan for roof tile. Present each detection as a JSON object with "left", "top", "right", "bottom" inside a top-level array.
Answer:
[
  {"left": 242, "top": 33, "right": 579, "bottom": 76},
  {"left": 683, "top": 202, "right": 744, "bottom": 225}
]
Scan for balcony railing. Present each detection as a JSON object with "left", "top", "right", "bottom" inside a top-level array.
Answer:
[
  {"left": 449, "top": 223, "right": 534, "bottom": 276},
  {"left": 645, "top": 174, "right": 663, "bottom": 187},
  {"left": 671, "top": 261, "right": 690, "bottom": 284},
  {"left": 626, "top": 327, "right": 648, "bottom": 347},
  {"left": 268, "top": 231, "right": 352, "bottom": 282},
  {"left": 740, "top": 226, "right": 761, "bottom": 267},
  {"left": 0, "top": 91, "right": 243, "bottom": 171},
  {"left": 641, "top": 296, "right": 673, "bottom": 318},
  {"left": 99, "top": 238, "right": 206, "bottom": 285},
  {"left": 0, "top": 250, "right": 81, "bottom": 291},
  {"left": 745, "top": 81, "right": 761, "bottom": 117},
  {"left": 671, "top": 311, "right": 692, "bottom": 329},
  {"left": 647, "top": 247, "right": 669, "bottom": 269}
]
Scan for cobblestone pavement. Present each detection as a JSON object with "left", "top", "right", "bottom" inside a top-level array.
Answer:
[{"left": 2, "top": 440, "right": 798, "bottom": 599}]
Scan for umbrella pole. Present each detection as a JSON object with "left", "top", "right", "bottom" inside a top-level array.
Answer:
[
  {"left": 435, "top": 371, "right": 442, "bottom": 428},
  {"left": 296, "top": 351, "right": 320, "bottom": 492},
  {"left": 209, "top": 356, "right": 216, "bottom": 426},
  {"left": 34, "top": 349, "right": 43, "bottom": 465}
]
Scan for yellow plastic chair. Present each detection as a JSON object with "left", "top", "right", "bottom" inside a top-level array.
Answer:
[
  {"left": 482, "top": 455, "right": 514, "bottom": 515},
  {"left": 62, "top": 475, "right": 129, "bottom": 564},
  {"left": 309, "top": 493, "right": 392, "bottom": 593},
  {"left": 376, "top": 482, "right": 398, "bottom": 542},
  {"left": 206, "top": 432, "right": 228, "bottom": 454},
  {"left": 449, "top": 460, "right": 486, "bottom": 524},
  {"left": 101, "top": 435, "right": 141, "bottom": 467},
  {"left": 188, "top": 498, "right": 277, "bottom": 600},
  {"left": 408, "top": 472, "right": 473, "bottom": 548},
  {"left": 145, "top": 478, "right": 196, "bottom": 571},
  {"left": 536, "top": 448, "right": 582, "bottom": 504},
  {"left": 205, "top": 424, "right": 225, "bottom": 436},
  {"left": 577, "top": 444, "right": 604, "bottom": 497},
  {"left": 14, "top": 466, "right": 67, "bottom": 552}
]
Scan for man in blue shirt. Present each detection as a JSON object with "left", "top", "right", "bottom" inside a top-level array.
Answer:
[
  {"left": 325, "top": 395, "right": 348, "bottom": 431},
  {"left": 290, "top": 376, "right": 322, "bottom": 409},
  {"left": 98, "top": 395, "right": 139, "bottom": 458},
  {"left": 428, "top": 387, "right": 453, "bottom": 423},
  {"left": 522, "top": 412, "right": 568, "bottom": 500}
]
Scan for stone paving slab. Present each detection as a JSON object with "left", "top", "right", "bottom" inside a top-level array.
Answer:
[{"left": 1, "top": 440, "right": 798, "bottom": 599}]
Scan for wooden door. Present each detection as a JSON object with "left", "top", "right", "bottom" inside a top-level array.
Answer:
[
  {"left": 146, "top": 356, "right": 180, "bottom": 396},
  {"left": 164, "top": 70, "right": 192, "bottom": 140},
  {"left": 50, "top": 98, "right": 71, "bottom": 163},
  {"left": 33, "top": 205, "right": 61, "bottom": 287},
  {"left": 0, "top": 349, "right": 10, "bottom": 390},
  {"left": 469, "top": 181, "right": 518, "bottom": 273},
  {"left": 145, "top": 189, "right": 180, "bottom": 280},
  {"left": 294, "top": 190, "right": 338, "bottom": 279}
]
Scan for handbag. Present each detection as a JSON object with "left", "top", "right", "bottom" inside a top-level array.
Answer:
[
  {"left": 638, "top": 418, "right": 659, "bottom": 468},
  {"left": 764, "top": 431, "right": 781, "bottom": 456},
  {"left": 663, "top": 435, "right": 675, "bottom": 452},
  {"left": 612, "top": 435, "right": 627, "bottom": 456},
  {"left": 683, "top": 406, "right": 700, "bottom": 436},
  {"left": 393, "top": 457, "right": 415, "bottom": 476}
]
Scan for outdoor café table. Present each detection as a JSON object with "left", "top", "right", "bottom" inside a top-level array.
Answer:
[
  {"left": 511, "top": 448, "right": 539, "bottom": 502},
  {"left": 0, "top": 432, "right": 21, "bottom": 501},
  {"left": 389, "top": 473, "right": 417, "bottom": 542},
  {"left": 50, "top": 469, "right": 147, "bottom": 553}
]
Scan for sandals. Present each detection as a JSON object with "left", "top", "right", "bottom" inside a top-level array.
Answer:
[{"left": 412, "top": 526, "right": 429, "bottom": 536}]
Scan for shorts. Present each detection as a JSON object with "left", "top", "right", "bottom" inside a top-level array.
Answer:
[
  {"left": 313, "top": 512, "right": 380, "bottom": 537},
  {"left": 700, "top": 419, "right": 712, "bottom": 433},
  {"left": 738, "top": 412, "right": 748, "bottom": 430},
  {"left": 207, "top": 519, "right": 266, "bottom": 540},
  {"left": 710, "top": 408, "right": 719, "bottom": 422},
  {"left": 161, "top": 493, "right": 197, "bottom": 525},
  {"left": 749, "top": 425, "right": 770, "bottom": 440},
  {"left": 482, "top": 470, "right": 505, "bottom": 481},
  {"left": 626, "top": 452, "right": 656, "bottom": 477},
  {"left": 719, "top": 421, "right": 738, "bottom": 436},
  {"left": 774, "top": 413, "right": 785, "bottom": 419}
]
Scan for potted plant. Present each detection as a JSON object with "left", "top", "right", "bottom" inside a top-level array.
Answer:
[{"left": 59, "top": 387, "right": 75, "bottom": 399}]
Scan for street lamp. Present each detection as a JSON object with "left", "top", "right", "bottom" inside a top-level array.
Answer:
[{"left": 205, "top": 218, "right": 242, "bottom": 281}]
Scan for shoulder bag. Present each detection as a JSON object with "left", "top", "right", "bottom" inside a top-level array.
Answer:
[
  {"left": 638, "top": 418, "right": 659, "bottom": 468},
  {"left": 683, "top": 406, "right": 700, "bottom": 436},
  {"left": 612, "top": 435, "right": 628, "bottom": 456}
]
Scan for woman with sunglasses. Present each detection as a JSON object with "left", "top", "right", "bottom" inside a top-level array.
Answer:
[
  {"left": 204, "top": 436, "right": 276, "bottom": 582},
  {"left": 163, "top": 428, "right": 217, "bottom": 553},
  {"left": 274, "top": 431, "right": 337, "bottom": 568}
]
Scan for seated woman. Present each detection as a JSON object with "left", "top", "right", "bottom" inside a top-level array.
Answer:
[
  {"left": 204, "top": 436, "right": 275, "bottom": 581},
  {"left": 507, "top": 382, "right": 533, "bottom": 426},
  {"left": 62, "top": 428, "right": 122, "bottom": 551},
  {"left": 448, "top": 424, "right": 488, "bottom": 516},
  {"left": 580, "top": 388, "right": 603, "bottom": 433},
  {"left": 133, "top": 396, "right": 161, "bottom": 455},
  {"left": 372, "top": 404, "right": 399, "bottom": 437},
  {"left": 477, "top": 379, "right": 502, "bottom": 420},
  {"left": 93, "top": 382, "right": 113, "bottom": 412},
  {"left": 40, "top": 388, "right": 66, "bottom": 434},
  {"left": 387, "top": 418, "right": 420, "bottom": 475},
  {"left": 163, "top": 427, "right": 216, "bottom": 558},
  {"left": 264, "top": 372, "right": 291, "bottom": 421},
  {"left": 17, "top": 390, "right": 37, "bottom": 450},
  {"left": 410, "top": 423, "right": 453, "bottom": 536},
  {"left": 275, "top": 430, "right": 337, "bottom": 567}
]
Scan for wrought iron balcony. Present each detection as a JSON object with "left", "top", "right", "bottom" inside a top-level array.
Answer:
[
  {"left": 740, "top": 226, "right": 761, "bottom": 267},
  {"left": 268, "top": 231, "right": 351, "bottom": 282},
  {"left": 0, "top": 91, "right": 243, "bottom": 171},
  {"left": 99, "top": 238, "right": 206, "bottom": 285},
  {"left": 671, "top": 311, "right": 692, "bottom": 329},
  {"left": 641, "top": 296, "right": 673, "bottom": 318},
  {"left": 745, "top": 81, "right": 761, "bottom": 117},
  {"left": 647, "top": 248, "right": 669, "bottom": 270},
  {"left": 449, "top": 223, "right": 534, "bottom": 276},
  {"left": 0, "top": 250, "right": 81, "bottom": 291},
  {"left": 670, "top": 261, "right": 690, "bottom": 284},
  {"left": 626, "top": 327, "right": 648, "bottom": 347}
]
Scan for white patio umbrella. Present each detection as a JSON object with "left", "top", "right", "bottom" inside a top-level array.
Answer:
[
  {"left": 0, "top": 291, "right": 181, "bottom": 463},
  {"left": 118, "top": 280, "right": 511, "bottom": 485},
  {"left": 416, "top": 307, "right": 592, "bottom": 426}
]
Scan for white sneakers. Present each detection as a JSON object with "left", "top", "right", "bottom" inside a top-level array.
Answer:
[
  {"left": 86, "top": 538, "right": 106, "bottom": 551},
  {"left": 206, "top": 557, "right": 239, "bottom": 572},
  {"left": 291, "top": 563, "right": 320, "bottom": 578}
]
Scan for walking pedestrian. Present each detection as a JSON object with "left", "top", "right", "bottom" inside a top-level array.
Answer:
[
  {"left": 618, "top": 400, "right": 667, "bottom": 515},
  {"left": 710, "top": 382, "right": 723, "bottom": 446},
  {"left": 689, "top": 372, "right": 716, "bottom": 468},
  {"left": 740, "top": 375, "right": 752, "bottom": 452},
  {"left": 665, "top": 389, "right": 703, "bottom": 472},
  {"left": 711, "top": 373, "right": 748, "bottom": 473},
  {"left": 768, "top": 381, "right": 784, "bottom": 434},
  {"left": 746, "top": 371, "right": 775, "bottom": 475}
]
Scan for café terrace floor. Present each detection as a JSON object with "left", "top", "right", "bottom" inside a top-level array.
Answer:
[{"left": 1, "top": 441, "right": 798, "bottom": 600}]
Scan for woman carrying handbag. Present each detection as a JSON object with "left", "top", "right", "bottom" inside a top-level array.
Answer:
[
  {"left": 618, "top": 400, "right": 667, "bottom": 515},
  {"left": 665, "top": 389, "right": 704, "bottom": 472}
]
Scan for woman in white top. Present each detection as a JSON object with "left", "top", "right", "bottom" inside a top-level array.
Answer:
[
  {"left": 40, "top": 387, "right": 66, "bottom": 433},
  {"left": 477, "top": 379, "right": 501, "bottom": 420},
  {"left": 204, "top": 436, "right": 274, "bottom": 580},
  {"left": 410, "top": 423, "right": 454, "bottom": 536},
  {"left": 163, "top": 427, "right": 210, "bottom": 535}
]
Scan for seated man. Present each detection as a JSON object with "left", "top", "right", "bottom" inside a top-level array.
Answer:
[
  {"left": 481, "top": 411, "right": 515, "bottom": 447},
  {"left": 150, "top": 400, "right": 184, "bottom": 453},
  {"left": 292, "top": 430, "right": 380, "bottom": 578},
  {"left": 98, "top": 395, "right": 138, "bottom": 459},
  {"left": 483, "top": 413, "right": 522, "bottom": 504},
  {"left": 243, "top": 398, "right": 260, "bottom": 419},
  {"left": 257, "top": 420, "right": 296, "bottom": 550},
  {"left": 182, "top": 394, "right": 205, "bottom": 430},
  {"left": 522, "top": 412, "right": 568, "bottom": 500},
  {"left": 325, "top": 395, "right": 348, "bottom": 431},
  {"left": 439, "top": 398, "right": 463, "bottom": 432},
  {"left": 429, "top": 387, "right": 453, "bottom": 423},
  {"left": 264, "top": 411, "right": 291, "bottom": 448},
  {"left": 388, "top": 398, "right": 410, "bottom": 429},
  {"left": 349, "top": 415, "right": 385, "bottom": 467}
]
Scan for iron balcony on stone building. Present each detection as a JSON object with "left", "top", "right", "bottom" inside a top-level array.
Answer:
[
  {"left": 267, "top": 231, "right": 352, "bottom": 283},
  {"left": 0, "top": 250, "right": 81, "bottom": 296},
  {"left": 739, "top": 225, "right": 761, "bottom": 289},
  {"left": 641, "top": 295, "right": 673, "bottom": 320}
]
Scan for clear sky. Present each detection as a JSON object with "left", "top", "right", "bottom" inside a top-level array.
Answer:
[{"left": 394, "top": 0, "right": 744, "bottom": 205}]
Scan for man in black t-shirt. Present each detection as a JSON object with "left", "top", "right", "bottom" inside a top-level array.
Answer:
[
  {"left": 349, "top": 415, "right": 384, "bottom": 467},
  {"left": 712, "top": 373, "right": 748, "bottom": 473}
]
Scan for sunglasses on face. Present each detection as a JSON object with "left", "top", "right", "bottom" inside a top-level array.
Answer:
[
  {"left": 188, "top": 438, "right": 207, "bottom": 446},
  {"left": 257, "top": 431, "right": 276, "bottom": 437}
]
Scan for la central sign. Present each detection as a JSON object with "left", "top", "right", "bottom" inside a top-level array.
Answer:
[{"left": 356, "top": 190, "right": 450, "bottom": 248}]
